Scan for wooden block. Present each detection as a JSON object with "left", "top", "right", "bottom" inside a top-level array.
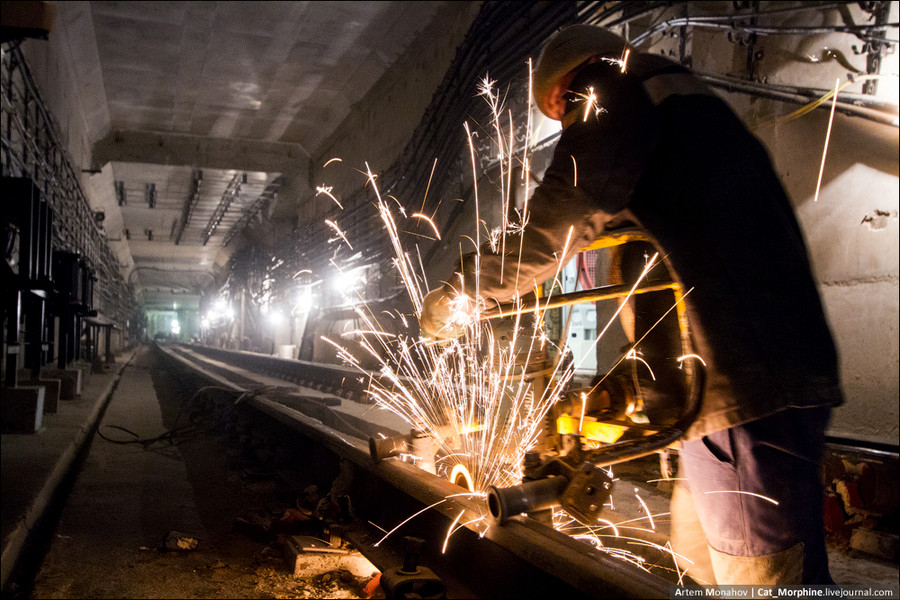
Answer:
[
  {"left": 850, "top": 528, "right": 899, "bottom": 561},
  {"left": 283, "top": 535, "right": 376, "bottom": 580}
]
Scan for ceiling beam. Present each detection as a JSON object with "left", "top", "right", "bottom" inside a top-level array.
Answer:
[
  {"left": 223, "top": 176, "right": 283, "bottom": 247},
  {"left": 91, "top": 129, "right": 310, "bottom": 175},
  {"left": 202, "top": 174, "right": 242, "bottom": 246},
  {"left": 173, "top": 169, "right": 202, "bottom": 245}
]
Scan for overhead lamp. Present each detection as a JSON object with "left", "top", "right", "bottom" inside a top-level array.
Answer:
[
  {"left": 293, "top": 289, "right": 313, "bottom": 313},
  {"left": 267, "top": 311, "right": 284, "bottom": 327},
  {"left": 332, "top": 269, "right": 363, "bottom": 293}
]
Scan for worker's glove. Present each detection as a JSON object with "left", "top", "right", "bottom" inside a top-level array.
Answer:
[{"left": 419, "top": 288, "right": 470, "bottom": 341}]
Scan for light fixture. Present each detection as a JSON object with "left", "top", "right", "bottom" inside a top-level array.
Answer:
[
  {"left": 293, "top": 289, "right": 313, "bottom": 313},
  {"left": 331, "top": 269, "right": 363, "bottom": 293}
]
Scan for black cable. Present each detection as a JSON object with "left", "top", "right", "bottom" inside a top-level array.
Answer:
[
  {"left": 629, "top": 5, "right": 898, "bottom": 46},
  {"left": 97, "top": 384, "right": 272, "bottom": 449}
]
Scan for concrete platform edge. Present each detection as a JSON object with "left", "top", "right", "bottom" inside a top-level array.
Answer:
[{"left": 0, "top": 352, "right": 136, "bottom": 592}]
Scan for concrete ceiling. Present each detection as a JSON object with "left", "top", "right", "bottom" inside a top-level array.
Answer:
[{"left": 56, "top": 1, "right": 452, "bottom": 312}]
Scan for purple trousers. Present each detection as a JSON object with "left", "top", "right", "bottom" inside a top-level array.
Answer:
[{"left": 677, "top": 406, "right": 833, "bottom": 584}]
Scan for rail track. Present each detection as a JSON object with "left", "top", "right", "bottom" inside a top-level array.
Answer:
[{"left": 157, "top": 342, "right": 685, "bottom": 599}]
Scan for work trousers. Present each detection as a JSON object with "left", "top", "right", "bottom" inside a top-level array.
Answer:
[{"left": 671, "top": 406, "right": 834, "bottom": 585}]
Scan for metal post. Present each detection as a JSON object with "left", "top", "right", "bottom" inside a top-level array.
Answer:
[
  {"left": 85, "top": 322, "right": 93, "bottom": 364},
  {"left": 4, "top": 290, "right": 21, "bottom": 387},
  {"left": 240, "top": 290, "right": 246, "bottom": 349},
  {"left": 50, "top": 314, "right": 58, "bottom": 369},
  {"left": 57, "top": 309, "right": 69, "bottom": 369},
  {"left": 23, "top": 292, "right": 44, "bottom": 380}
]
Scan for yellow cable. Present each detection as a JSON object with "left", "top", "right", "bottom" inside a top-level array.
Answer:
[{"left": 753, "top": 74, "right": 891, "bottom": 130}]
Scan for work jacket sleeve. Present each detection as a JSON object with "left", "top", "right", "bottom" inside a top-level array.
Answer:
[{"left": 453, "top": 61, "right": 659, "bottom": 304}]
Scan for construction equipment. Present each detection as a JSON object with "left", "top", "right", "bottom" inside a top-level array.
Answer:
[{"left": 485, "top": 229, "right": 705, "bottom": 525}]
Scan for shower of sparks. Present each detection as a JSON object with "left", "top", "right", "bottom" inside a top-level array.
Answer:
[
  {"left": 571, "top": 155, "right": 578, "bottom": 186},
  {"left": 813, "top": 77, "right": 840, "bottom": 203},
  {"left": 584, "top": 87, "right": 597, "bottom": 121},
  {"left": 324, "top": 219, "right": 353, "bottom": 249},
  {"left": 323, "top": 157, "right": 343, "bottom": 167},
  {"left": 317, "top": 76, "right": 581, "bottom": 499},
  {"left": 450, "top": 463, "right": 475, "bottom": 492},
  {"left": 704, "top": 490, "right": 780, "bottom": 505},
  {"left": 442, "top": 510, "right": 467, "bottom": 554},
  {"left": 578, "top": 391, "right": 588, "bottom": 430},
  {"left": 411, "top": 213, "right": 442, "bottom": 240},
  {"left": 620, "top": 49, "right": 631, "bottom": 73},
  {"left": 634, "top": 490, "right": 655, "bottom": 530},
  {"left": 443, "top": 514, "right": 487, "bottom": 554},
  {"left": 573, "top": 86, "right": 603, "bottom": 122},
  {"left": 316, "top": 185, "right": 343, "bottom": 209},
  {"left": 367, "top": 520, "right": 389, "bottom": 534},
  {"left": 420, "top": 158, "right": 439, "bottom": 213},
  {"left": 625, "top": 349, "right": 656, "bottom": 380},
  {"left": 669, "top": 540, "right": 687, "bottom": 585},
  {"left": 374, "top": 492, "right": 486, "bottom": 547},
  {"left": 554, "top": 507, "right": 693, "bottom": 575},
  {"left": 677, "top": 353, "right": 707, "bottom": 367},
  {"left": 580, "top": 282, "right": 697, "bottom": 423},
  {"left": 375, "top": 499, "right": 449, "bottom": 547},
  {"left": 314, "top": 69, "right": 699, "bottom": 579},
  {"left": 597, "top": 518, "right": 620, "bottom": 537}
]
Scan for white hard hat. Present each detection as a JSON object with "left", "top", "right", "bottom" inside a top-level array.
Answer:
[{"left": 533, "top": 25, "right": 629, "bottom": 119}]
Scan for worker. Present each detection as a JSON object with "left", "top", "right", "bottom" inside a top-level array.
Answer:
[{"left": 420, "top": 25, "right": 843, "bottom": 585}]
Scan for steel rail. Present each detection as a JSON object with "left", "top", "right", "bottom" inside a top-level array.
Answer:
[{"left": 156, "top": 343, "right": 673, "bottom": 598}]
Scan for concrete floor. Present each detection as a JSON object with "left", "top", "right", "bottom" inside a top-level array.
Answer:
[{"left": 3, "top": 347, "right": 371, "bottom": 599}]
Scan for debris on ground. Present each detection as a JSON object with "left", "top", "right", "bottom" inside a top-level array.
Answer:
[{"left": 163, "top": 531, "right": 200, "bottom": 552}]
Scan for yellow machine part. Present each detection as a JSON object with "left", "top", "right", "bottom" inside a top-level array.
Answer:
[{"left": 557, "top": 414, "right": 626, "bottom": 444}]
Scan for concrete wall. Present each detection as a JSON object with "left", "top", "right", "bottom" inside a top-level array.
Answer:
[
  {"left": 759, "top": 112, "right": 898, "bottom": 445},
  {"left": 299, "top": 2, "right": 482, "bottom": 225},
  {"left": 682, "top": 5, "right": 899, "bottom": 445},
  {"left": 20, "top": 2, "right": 106, "bottom": 205}
]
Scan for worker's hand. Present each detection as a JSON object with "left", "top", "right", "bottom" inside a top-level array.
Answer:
[{"left": 419, "top": 288, "right": 469, "bottom": 341}]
